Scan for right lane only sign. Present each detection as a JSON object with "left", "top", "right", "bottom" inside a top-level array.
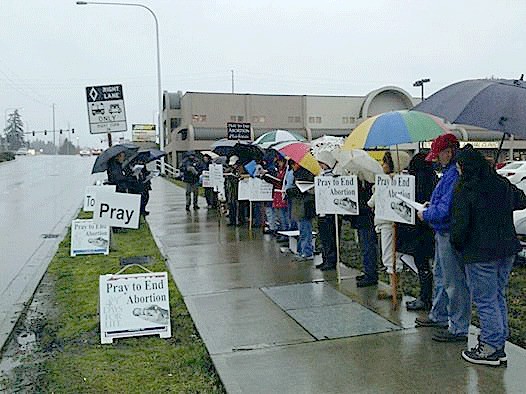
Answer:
[{"left": 86, "top": 84, "right": 127, "bottom": 134}]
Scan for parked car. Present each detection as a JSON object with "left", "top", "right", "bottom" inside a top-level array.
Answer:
[
  {"left": 91, "top": 148, "right": 103, "bottom": 156},
  {"left": 496, "top": 161, "right": 526, "bottom": 185},
  {"left": 15, "top": 147, "right": 28, "bottom": 155},
  {"left": 513, "top": 210, "right": 526, "bottom": 266},
  {"left": 79, "top": 149, "right": 91, "bottom": 157}
]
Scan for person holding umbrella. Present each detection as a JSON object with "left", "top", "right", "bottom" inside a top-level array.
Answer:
[
  {"left": 181, "top": 152, "right": 203, "bottom": 211},
  {"left": 107, "top": 151, "right": 139, "bottom": 193},
  {"left": 451, "top": 146, "right": 526, "bottom": 366}
]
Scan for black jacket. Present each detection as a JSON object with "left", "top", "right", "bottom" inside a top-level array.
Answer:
[
  {"left": 451, "top": 173, "right": 526, "bottom": 263},
  {"left": 107, "top": 159, "right": 136, "bottom": 193},
  {"left": 348, "top": 180, "right": 374, "bottom": 228},
  {"left": 286, "top": 167, "right": 315, "bottom": 220}
]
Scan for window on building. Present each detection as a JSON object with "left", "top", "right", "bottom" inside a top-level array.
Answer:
[
  {"left": 252, "top": 116, "right": 265, "bottom": 123},
  {"left": 288, "top": 116, "right": 301, "bottom": 123},
  {"left": 308, "top": 116, "right": 322, "bottom": 124},
  {"left": 171, "top": 117, "right": 181, "bottom": 129},
  {"left": 342, "top": 116, "right": 356, "bottom": 124},
  {"left": 192, "top": 114, "right": 207, "bottom": 122},
  {"left": 230, "top": 115, "right": 244, "bottom": 122}
]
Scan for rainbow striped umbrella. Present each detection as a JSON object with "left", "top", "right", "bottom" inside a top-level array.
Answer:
[
  {"left": 275, "top": 142, "right": 321, "bottom": 175},
  {"left": 343, "top": 110, "right": 450, "bottom": 150}
]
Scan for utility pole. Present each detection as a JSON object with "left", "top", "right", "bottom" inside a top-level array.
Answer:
[
  {"left": 52, "top": 103, "right": 56, "bottom": 155},
  {"left": 231, "top": 69, "right": 234, "bottom": 94}
]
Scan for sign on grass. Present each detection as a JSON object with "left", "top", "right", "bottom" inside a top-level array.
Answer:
[
  {"left": 374, "top": 174, "right": 416, "bottom": 224},
  {"left": 93, "top": 191, "right": 141, "bottom": 229},
  {"left": 99, "top": 272, "right": 171, "bottom": 344},
  {"left": 84, "top": 185, "right": 116, "bottom": 212},
  {"left": 70, "top": 219, "right": 110, "bottom": 256},
  {"left": 314, "top": 175, "right": 359, "bottom": 215}
]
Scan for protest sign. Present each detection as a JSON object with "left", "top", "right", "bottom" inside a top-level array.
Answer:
[
  {"left": 314, "top": 175, "right": 359, "bottom": 215},
  {"left": 249, "top": 177, "right": 273, "bottom": 201},
  {"left": 374, "top": 174, "right": 416, "bottom": 224},
  {"left": 84, "top": 185, "right": 116, "bottom": 212},
  {"left": 238, "top": 178, "right": 250, "bottom": 200},
  {"left": 209, "top": 163, "right": 224, "bottom": 191},
  {"left": 93, "top": 191, "right": 141, "bottom": 229},
  {"left": 70, "top": 219, "right": 110, "bottom": 256},
  {"left": 99, "top": 272, "right": 171, "bottom": 344},
  {"left": 201, "top": 171, "right": 211, "bottom": 188}
]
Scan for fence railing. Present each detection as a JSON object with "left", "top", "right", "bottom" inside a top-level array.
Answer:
[{"left": 156, "top": 160, "right": 180, "bottom": 178}]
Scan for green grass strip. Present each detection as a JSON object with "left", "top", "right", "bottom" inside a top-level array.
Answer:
[{"left": 38, "top": 210, "right": 224, "bottom": 393}]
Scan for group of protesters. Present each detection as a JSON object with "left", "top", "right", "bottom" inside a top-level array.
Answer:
[{"left": 180, "top": 133, "right": 524, "bottom": 367}]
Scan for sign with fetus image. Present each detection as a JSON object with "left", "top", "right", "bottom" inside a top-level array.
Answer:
[
  {"left": 70, "top": 219, "right": 110, "bottom": 256},
  {"left": 374, "top": 174, "right": 416, "bottom": 225},
  {"left": 314, "top": 175, "right": 359, "bottom": 215},
  {"left": 99, "top": 272, "right": 171, "bottom": 344}
]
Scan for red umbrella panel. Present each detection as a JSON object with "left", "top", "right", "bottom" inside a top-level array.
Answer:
[{"left": 276, "top": 142, "right": 321, "bottom": 175}]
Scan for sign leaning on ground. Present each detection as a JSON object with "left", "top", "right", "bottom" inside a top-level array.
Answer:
[
  {"left": 314, "top": 175, "right": 359, "bottom": 215},
  {"left": 85, "top": 84, "right": 127, "bottom": 134},
  {"left": 70, "top": 219, "right": 110, "bottom": 256},
  {"left": 84, "top": 185, "right": 116, "bottom": 212},
  {"left": 93, "top": 190, "right": 141, "bottom": 229},
  {"left": 227, "top": 122, "right": 251, "bottom": 140},
  {"left": 99, "top": 272, "right": 171, "bottom": 344},
  {"left": 132, "top": 124, "right": 156, "bottom": 143},
  {"left": 374, "top": 174, "right": 416, "bottom": 225}
]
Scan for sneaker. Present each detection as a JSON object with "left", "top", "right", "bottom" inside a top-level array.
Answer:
[
  {"left": 319, "top": 263, "right": 336, "bottom": 271},
  {"left": 496, "top": 347, "right": 507, "bottom": 365},
  {"left": 432, "top": 329, "right": 468, "bottom": 343},
  {"left": 185, "top": 206, "right": 190, "bottom": 212},
  {"left": 302, "top": 254, "right": 314, "bottom": 261},
  {"left": 415, "top": 316, "right": 448, "bottom": 328},
  {"left": 462, "top": 343, "right": 501, "bottom": 366},
  {"left": 406, "top": 299, "right": 431, "bottom": 311},
  {"left": 194, "top": 205, "right": 200, "bottom": 210}
]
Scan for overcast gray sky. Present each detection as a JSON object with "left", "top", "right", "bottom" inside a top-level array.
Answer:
[{"left": 1, "top": 0, "right": 525, "bottom": 148}]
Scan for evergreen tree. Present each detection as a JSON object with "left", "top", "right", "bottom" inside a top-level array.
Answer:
[
  {"left": 4, "top": 110, "right": 25, "bottom": 150},
  {"left": 58, "top": 138, "right": 77, "bottom": 155}
]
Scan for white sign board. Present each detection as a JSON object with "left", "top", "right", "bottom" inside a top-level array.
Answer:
[
  {"left": 132, "top": 124, "right": 156, "bottom": 143},
  {"left": 93, "top": 191, "right": 141, "bottom": 229},
  {"left": 314, "top": 175, "right": 359, "bottom": 215},
  {"left": 201, "top": 170, "right": 211, "bottom": 188},
  {"left": 238, "top": 178, "right": 250, "bottom": 200},
  {"left": 70, "top": 219, "right": 110, "bottom": 256},
  {"left": 209, "top": 163, "right": 224, "bottom": 191},
  {"left": 86, "top": 84, "right": 127, "bottom": 134},
  {"left": 84, "top": 185, "right": 116, "bottom": 212},
  {"left": 249, "top": 177, "right": 273, "bottom": 201},
  {"left": 99, "top": 272, "right": 171, "bottom": 344},
  {"left": 374, "top": 174, "right": 416, "bottom": 224}
]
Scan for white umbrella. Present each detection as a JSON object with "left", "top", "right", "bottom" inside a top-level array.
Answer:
[
  {"left": 332, "top": 148, "right": 383, "bottom": 183},
  {"left": 253, "top": 129, "right": 306, "bottom": 149}
]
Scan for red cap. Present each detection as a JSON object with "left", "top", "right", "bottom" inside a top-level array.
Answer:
[{"left": 425, "top": 133, "right": 460, "bottom": 161}]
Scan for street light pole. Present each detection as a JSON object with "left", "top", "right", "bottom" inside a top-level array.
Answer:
[
  {"left": 76, "top": 1, "right": 164, "bottom": 173},
  {"left": 413, "top": 78, "right": 430, "bottom": 101}
]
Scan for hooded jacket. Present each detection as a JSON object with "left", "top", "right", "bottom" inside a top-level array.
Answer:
[{"left": 451, "top": 148, "right": 526, "bottom": 263}]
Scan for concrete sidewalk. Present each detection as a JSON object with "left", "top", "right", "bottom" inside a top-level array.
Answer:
[{"left": 147, "top": 177, "right": 526, "bottom": 393}]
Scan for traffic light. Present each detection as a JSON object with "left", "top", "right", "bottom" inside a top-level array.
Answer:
[
  {"left": 44, "top": 130, "right": 47, "bottom": 136},
  {"left": 32, "top": 131, "right": 35, "bottom": 136},
  {"left": 71, "top": 128, "right": 75, "bottom": 134},
  {"left": 60, "top": 129, "right": 63, "bottom": 134}
]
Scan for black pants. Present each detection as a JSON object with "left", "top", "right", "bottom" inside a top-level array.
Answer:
[{"left": 318, "top": 215, "right": 341, "bottom": 267}]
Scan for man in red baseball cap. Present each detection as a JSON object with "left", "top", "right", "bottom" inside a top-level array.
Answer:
[{"left": 415, "top": 133, "right": 471, "bottom": 343}]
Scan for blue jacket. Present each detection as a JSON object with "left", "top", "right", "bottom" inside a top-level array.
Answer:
[{"left": 422, "top": 162, "right": 459, "bottom": 234}]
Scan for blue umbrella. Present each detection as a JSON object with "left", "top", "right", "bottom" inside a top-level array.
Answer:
[
  {"left": 91, "top": 143, "right": 139, "bottom": 174},
  {"left": 413, "top": 77, "right": 526, "bottom": 137},
  {"left": 124, "top": 148, "right": 166, "bottom": 168}
]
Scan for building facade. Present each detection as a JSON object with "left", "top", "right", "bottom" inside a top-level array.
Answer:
[{"left": 162, "top": 86, "right": 526, "bottom": 166}]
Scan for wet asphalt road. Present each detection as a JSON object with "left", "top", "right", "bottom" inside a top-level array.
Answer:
[{"left": 0, "top": 155, "right": 101, "bottom": 349}]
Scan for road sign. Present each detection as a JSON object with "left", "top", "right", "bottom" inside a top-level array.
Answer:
[
  {"left": 227, "top": 122, "right": 251, "bottom": 140},
  {"left": 86, "top": 84, "right": 127, "bottom": 134},
  {"left": 132, "top": 124, "right": 156, "bottom": 143}
]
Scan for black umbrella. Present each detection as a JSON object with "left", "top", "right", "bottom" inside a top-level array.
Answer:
[
  {"left": 231, "top": 143, "right": 264, "bottom": 164},
  {"left": 413, "top": 77, "right": 526, "bottom": 137},
  {"left": 123, "top": 148, "right": 167, "bottom": 168},
  {"left": 91, "top": 143, "right": 139, "bottom": 174},
  {"left": 211, "top": 138, "right": 250, "bottom": 157}
]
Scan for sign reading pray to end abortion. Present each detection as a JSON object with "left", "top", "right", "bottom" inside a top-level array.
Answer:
[
  {"left": 99, "top": 272, "right": 171, "bottom": 344},
  {"left": 314, "top": 175, "right": 359, "bottom": 215},
  {"left": 374, "top": 174, "right": 416, "bottom": 224},
  {"left": 70, "top": 219, "right": 110, "bottom": 257}
]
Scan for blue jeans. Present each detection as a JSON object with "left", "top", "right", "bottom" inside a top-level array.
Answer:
[
  {"left": 265, "top": 204, "right": 276, "bottom": 231},
  {"left": 465, "top": 256, "right": 514, "bottom": 349},
  {"left": 428, "top": 232, "right": 471, "bottom": 335},
  {"left": 276, "top": 207, "right": 290, "bottom": 231},
  {"left": 357, "top": 226, "right": 378, "bottom": 281},
  {"left": 297, "top": 218, "right": 313, "bottom": 257}
]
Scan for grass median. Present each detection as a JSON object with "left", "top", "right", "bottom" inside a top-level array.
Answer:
[{"left": 2, "top": 210, "right": 224, "bottom": 393}]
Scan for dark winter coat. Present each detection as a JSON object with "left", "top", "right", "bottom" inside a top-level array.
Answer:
[
  {"left": 348, "top": 180, "right": 375, "bottom": 228},
  {"left": 286, "top": 167, "right": 315, "bottom": 220},
  {"left": 107, "top": 159, "right": 136, "bottom": 193},
  {"left": 451, "top": 149, "right": 526, "bottom": 263},
  {"left": 397, "top": 153, "right": 437, "bottom": 260},
  {"left": 181, "top": 157, "right": 202, "bottom": 185}
]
